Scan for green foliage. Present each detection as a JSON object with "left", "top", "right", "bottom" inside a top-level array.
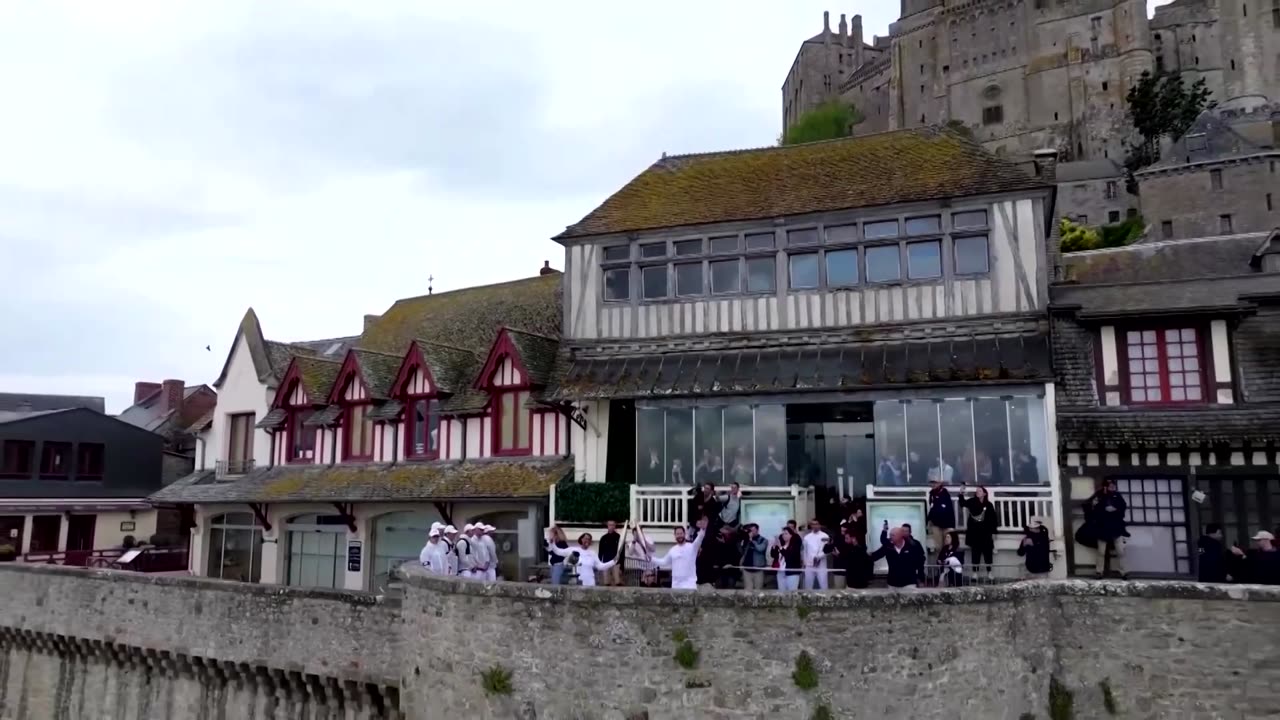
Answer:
[
  {"left": 1099, "top": 678, "right": 1117, "bottom": 715},
  {"left": 796, "top": 606, "right": 812, "bottom": 621},
  {"left": 1049, "top": 676, "right": 1074, "bottom": 720},
  {"left": 782, "top": 100, "right": 863, "bottom": 145},
  {"left": 945, "top": 119, "right": 976, "bottom": 141},
  {"left": 674, "top": 639, "right": 700, "bottom": 669},
  {"left": 671, "top": 628, "right": 689, "bottom": 644},
  {"left": 554, "top": 479, "right": 629, "bottom": 524},
  {"left": 480, "top": 665, "right": 513, "bottom": 696},
  {"left": 1124, "top": 70, "right": 1217, "bottom": 179},
  {"left": 1060, "top": 217, "right": 1102, "bottom": 253},
  {"left": 1061, "top": 215, "right": 1145, "bottom": 253},
  {"left": 811, "top": 704, "right": 835, "bottom": 720},
  {"left": 1100, "top": 215, "right": 1145, "bottom": 247},
  {"left": 792, "top": 651, "right": 819, "bottom": 691}
]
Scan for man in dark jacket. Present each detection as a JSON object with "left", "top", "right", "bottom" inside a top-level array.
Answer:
[
  {"left": 597, "top": 520, "right": 623, "bottom": 586},
  {"left": 1229, "top": 531, "right": 1280, "bottom": 585},
  {"left": 927, "top": 476, "right": 956, "bottom": 553},
  {"left": 1197, "top": 524, "right": 1229, "bottom": 583},
  {"left": 902, "top": 523, "right": 927, "bottom": 584},
  {"left": 871, "top": 524, "right": 924, "bottom": 590},
  {"left": 1017, "top": 519, "right": 1053, "bottom": 578},
  {"left": 712, "top": 524, "right": 742, "bottom": 589},
  {"left": 1088, "top": 479, "right": 1128, "bottom": 579}
]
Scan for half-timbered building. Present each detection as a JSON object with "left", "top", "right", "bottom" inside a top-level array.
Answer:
[
  {"left": 1054, "top": 228, "right": 1280, "bottom": 577},
  {"left": 546, "top": 127, "right": 1069, "bottom": 568},
  {"left": 154, "top": 271, "right": 571, "bottom": 590}
]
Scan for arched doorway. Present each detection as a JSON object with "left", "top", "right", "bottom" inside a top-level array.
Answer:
[
  {"left": 285, "top": 513, "right": 347, "bottom": 588},
  {"left": 467, "top": 511, "right": 525, "bottom": 581},
  {"left": 370, "top": 509, "right": 441, "bottom": 591},
  {"left": 206, "top": 512, "right": 263, "bottom": 582}
]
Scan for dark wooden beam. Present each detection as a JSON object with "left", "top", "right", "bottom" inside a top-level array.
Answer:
[
  {"left": 247, "top": 503, "right": 273, "bottom": 533},
  {"left": 332, "top": 502, "right": 357, "bottom": 533}
]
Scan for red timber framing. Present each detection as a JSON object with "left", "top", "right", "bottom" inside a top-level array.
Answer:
[
  {"left": 270, "top": 359, "right": 317, "bottom": 465},
  {"left": 475, "top": 328, "right": 533, "bottom": 457},
  {"left": 1112, "top": 322, "right": 1216, "bottom": 406},
  {"left": 328, "top": 352, "right": 374, "bottom": 462},
  {"left": 389, "top": 342, "right": 442, "bottom": 461}
]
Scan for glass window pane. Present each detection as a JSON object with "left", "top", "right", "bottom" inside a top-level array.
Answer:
[
  {"left": 694, "top": 407, "right": 724, "bottom": 485},
  {"left": 754, "top": 406, "right": 787, "bottom": 487},
  {"left": 500, "top": 393, "right": 515, "bottom": 449},
  {"left": 710, "top": 259, "right": 740, "bottom": 294},
  {"left": 746, "top": 257, "right": 776, "bottom": 293},
  {"left": 953, "top": 210, "right": 988, "bottom": 229},
  {"left": 206, "top": 527, "right": 225, "bottom": 578},
  {"left": 954, "top": 235, "right": 990, "bottom": 274},
  {"left": 906, "top": 216, "right": 942, "bottom": 235},
  {"left": 641, "top": 266, "right": 668, "bottom": 299},
  {"left": 1008, "top": 397, "right": 1047, "bottom": 485},
  {"left": 905, "top": 401, "right": 941, "bottom": 485},
  {"left": 907, "top": 240, "right": 942, "bottom": 279},
  {"left": 866, "top": 245, "right": 901, "bottom": 283},
  {"left": 874, "top": 401, "right": 907, "bottom": 486},
  {"left": 789, "top": 253, "right": 820, "bottom": 289},
  {"left": 603, "top": 245, "right": 630, "bottom": 262},
  {"left": 666, "top": 409, "right": 693, "bottom": 487},
  {"left": 787, "top": 228, "right": 819, "bottom": 246},
  {"left": 974, "top": 398, "right": 1011, "bottom": 484},
  {"left": 603, "top": 268, "right": 630, "bottom": 301},
  {"left": 940, "top": 399, "right": 976, "bottom": 484},
  {"left": 675, "top": 263, "right": 704, "bottom": 297},
  {"left": 710, "top": 236, "right": 739, "bottom": 253},
  {"left": 674, "top": 239, "right": 702, "bottom": 256},
  {"left": 640, "top": 242, "right": 666, "bottom": 259},
  {"left": 826, "top": 249, "right": 859, "bottom": 286},
  {"left": 864, "top": 220, "right": 900, "bottom": 239},
  {"left": 636, "top": 408, "right": 666, "bottom": 485},
  {"left": 745, "top": 232, "right": 775, "bottom": 250},
  {"left": 826, "top": 225, "right": 857, "bottom": 244},
  {"left": 724, "top": 405, "right": 754, "bottom": 485}
]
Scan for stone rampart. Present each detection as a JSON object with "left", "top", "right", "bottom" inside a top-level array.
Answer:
[{"left": 2, "top": 561, "right": 1279, "bottom": 719}]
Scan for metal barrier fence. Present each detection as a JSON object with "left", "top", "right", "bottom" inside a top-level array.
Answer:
[{"left": 534, "top": 562, "right": 1038, "bottom": 590}]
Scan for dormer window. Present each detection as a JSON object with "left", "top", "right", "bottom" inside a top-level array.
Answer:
[
  {"left": 406, "top": 398, "right": 441, "bottom": 460},
  {"left": 494, "top": 389, "right": 532, "bottom": 455},
  {"left": 344, "top": 403, "right": 375, "bottom": 461},
  {"left": 1121, "top": 328, "right": 1207, "bottom": 405},
  {"left": 287, "top": 407, "right": 315, "bottom": 463}
]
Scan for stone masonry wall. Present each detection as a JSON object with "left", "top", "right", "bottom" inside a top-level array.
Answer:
[{"left": 2, "top": 562, "right": 1280, "bottom": 719}]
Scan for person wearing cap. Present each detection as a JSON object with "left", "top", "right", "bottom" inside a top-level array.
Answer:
[
  {"left": 419, "top": 529, "right": 449, "bottom": 575},
  {"left": 1229, "top": 530, "right": 1280, "bottom": 585},
  {"left": 455, "top": 524, "right": 481, "bottom": 579},
  {"left": 443, "top": 525, "right": 460, "bottom": 577},
  {"left": 650, "top": 516, "right": 709, "bottom": 590},
  {"left": 545, "top": 529, "right": 617, "bottom": 587},
  {"left": 479, "top": 525, "right": 499, "bottom": 582}
]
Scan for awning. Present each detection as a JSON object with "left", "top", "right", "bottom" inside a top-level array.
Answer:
[
  {"left": 0, "top": 499, "right": 152, "bottom": 513},
  {"left": 548, "top": 333, "right": 1051, "bottom": 400}
]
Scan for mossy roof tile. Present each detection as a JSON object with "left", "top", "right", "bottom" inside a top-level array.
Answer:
[{"left": 556, "top": 127, "right": 1048, "bottom": 240}]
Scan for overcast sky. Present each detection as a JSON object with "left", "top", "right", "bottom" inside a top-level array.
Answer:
[{"left": 0, "top": 1, "right": 1172, "bottom": 412}]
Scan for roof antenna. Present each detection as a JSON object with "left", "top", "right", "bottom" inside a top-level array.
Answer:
[{"left": 428, "top": 275, "right": 434, "bottom": 296}]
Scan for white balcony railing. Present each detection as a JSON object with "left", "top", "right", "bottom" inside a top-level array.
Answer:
[
  {"left": 865, "top": 484, "right": 1058, "bottom": 534},
  {"left": 629, "top": 484, "right": 816, "bottom": 530}
]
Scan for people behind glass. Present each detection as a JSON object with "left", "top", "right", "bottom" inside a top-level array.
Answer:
[
  {"left": 960, "top": 484, "right": 997, "bottom": 576},
  {"left": 671, "top": 457, "right": 687, "bottom": 485},
  {"left": 730, "top": 446, "right": 753, "bottom": 484},
  {"left": 695, "top": 449, "right": 724, "bottom": 485},
  {"left": 877, "top": 452, "right": 903, "bottom": 486},
  {"left": 640, "top": 448, "right": 663, "bottom": 484},
  {"left": 758, "top": 445, "right": 785, "bottom": 485}
]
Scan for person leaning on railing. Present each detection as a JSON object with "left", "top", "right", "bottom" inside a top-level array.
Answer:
[
  {"left": 1017, "top": 518, "right": 1053, "bottom": 579},
  {"left": 870, "top": 523, "right": 926, "bottom": 592}
]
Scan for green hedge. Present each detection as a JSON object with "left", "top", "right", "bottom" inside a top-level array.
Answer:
[{"left": 555, "top": 480, "right": 630, "bottom": 524}]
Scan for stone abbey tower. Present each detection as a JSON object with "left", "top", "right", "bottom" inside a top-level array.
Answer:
[{"left": 783, "top": 1, "right": 1280, "bottom": 161}]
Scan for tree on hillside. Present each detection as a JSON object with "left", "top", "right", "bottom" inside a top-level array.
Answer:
[
  {"left": 1123, "top": 70, "right": 1216, "bottom": 187},
  {"left": 781, "top": 100, "right": 863, "bottom": 145}
]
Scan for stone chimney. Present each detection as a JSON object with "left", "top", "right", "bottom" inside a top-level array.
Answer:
[
  {"left": 539, "top": 260, "right": 557, "bottom": 276},
  {"left": 133, "top": 382, "right": 161, "bottom": 405},
  {"left": 851, "top": 14, "right": 864, "bottom": 66},
  {"left": 823, "top": 11, "right": 831, "bottom": 46},
  {"left": 160, "top": 379, "right": 184, "bottom": 414},
  {"left": 1032, "top": 148, "right": 1060, "bottom": 184},
  {"left": 364, "top": 314, "right": 381, "bottom": 331},
  {"left": 838, "top": 13, "right": 848, "bottom": 40}
]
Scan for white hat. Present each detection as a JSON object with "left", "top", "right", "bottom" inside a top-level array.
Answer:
[
  {"left": 444, "top": 525, "right": 458, "bottom": 534},
  {"left": 428, "top": 529, "right": 441, "bottom": 538},
  {"left": 482, "top": 524, "right": 496, "bottom": 532},
  {"left": 1252, "top": 530, "right": 1275, "bottom": 541},
  {"left": 430, "top": 522, "right": 445, "bottom": 531},
  {"left": 463, "top": 523, "right": 476, "bottom": 532}
]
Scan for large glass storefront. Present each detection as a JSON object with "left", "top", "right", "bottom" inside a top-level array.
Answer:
[{"left": 635, "top": 389, "right": 1049, "bottom": 492}]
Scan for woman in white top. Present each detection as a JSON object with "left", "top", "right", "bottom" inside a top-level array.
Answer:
[{"left": 545, "top": 530, "right": 618, "bottom": 587}]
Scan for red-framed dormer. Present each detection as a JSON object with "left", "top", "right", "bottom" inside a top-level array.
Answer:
[
  {"left": 475, "top": 328, "right": 535, "bottom": 457},
  {"left": 389, "top": 342, "right": 443, "bottom": 461},
  {"left": 267, "top": 356, "right": 341, "bottom": 466},
  {"left": 328, "top": 352, "right": 376, "bottom": 462}
]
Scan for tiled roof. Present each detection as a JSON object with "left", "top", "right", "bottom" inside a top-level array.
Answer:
[
  {"left": 256, "top": 408, "right": 288, "bottom": 430},
  {"left": 149, "top": 457, "right": 572, "bottom": 504},
  {"left": 0, "top": 393, "right": 104, "bottom": 414},
  {"left": 415, "top": 340, "right": 482, "bottom": 395},
  {"left": 1053, "top": 275, "right": 1280, "bottom": 317},
  {"left": 352, "top": 350, "right": 403, "bottom": 399},
  {"left": 367, "top": 401, "right": 404, "bottom": 422},
  {"left": 556, "top": 127, "right": 1048, "bottom": 240},
  {"left": 288, "top": 355, "right": 343, "bottom": 403},
  {"left": 548, "top": 333, "right": 1051, "bottom": 400},
  {"left": 304, "top": 405, "right": 343, "bottom": 427},
  {"left": 506, "top": 329, "right": 560, "bottom": 386},
  {"left": 1058, "top": 407, "right": 1280, "bottom": 448},
  {"left": 186, "top": 409, "right": 215, "bottom": 433},
  {"left": 1062, "top": 233, "right": 1272, "bottom": 284}
]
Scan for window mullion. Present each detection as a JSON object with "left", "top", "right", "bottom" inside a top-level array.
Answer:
[{"left": 1158, "top": 336, "right": 1172, "bottom": 402}]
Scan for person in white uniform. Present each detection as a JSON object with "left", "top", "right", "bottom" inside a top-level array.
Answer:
[
  {"left": 544, "top": 529, "right": 617, "bottom": 587},
  {"left": 419, "top": 529, "right": 449, "bottom": 575},
  {"left": 442, "top": 525, "right": 460, "bottom": 577},
  {"left": 801, "top": 519, "right": 832, "bottom": 590},
  {"left": 649, "top": 517, "right": 709, "bottom": 590},
  {"left": 479, "top": 524, "right": 499, "bottom": 582},
  {"left": 455, "top": 524, "right": 481, "bottom": 579}
]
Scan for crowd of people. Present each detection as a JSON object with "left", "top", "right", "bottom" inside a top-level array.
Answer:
[{"left": 416, "top": 521, "right": 501, "bottom": 580}]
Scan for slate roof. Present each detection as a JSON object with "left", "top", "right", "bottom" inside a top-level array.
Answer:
[
  {"left": 555, "top": 127, "right": 1048, "bottom": 240},
  {"left": 304, "top": 405, "right": 343, "bottom": 427},
  {"left": 1058, "top": 407, "right": 1280, "bottom": 448},
  {"left": 415, "top": 340, "right": 482, "bottom": 394},
  {"left": 1054, "top": 232, "right": 1280, "bottom": 316},
  {"left": 0, "top": 393, "right": 105, "bottom": 414},
  {"left": 150, "top": 457, "right": 573, "bottom": 504},
  {"left": 0, "top": 409, "right": 67, "bottom": 425},
  {"left": 506, "top": 329, "right": 560, "bottom": 386},
  {"left": 291, "top": 356, "right": 344, "bottom": 402},
  {"left": 351, "top": 350, "right": 403, "bottom": 399},
  {"left": 1055, "top": 159, "right": 1123, "bottom": 183},
  {"left": 255, "top": 408, "right": 288, "bottom": 430},
  {"left": 1144, "top": 110, "right": 1275, "bottom": 171},
  {"left": 117, "top": 385, "right": 212, "bottom": 434},
  {"left": 548, "top": 333, "right": 1052, "bottom": 400},
  {"left": 187, "top": 409, "right": 215, "bottom": 434},
  {"left": 367, "top": 401, "right": 404, "bottom": 422}
]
